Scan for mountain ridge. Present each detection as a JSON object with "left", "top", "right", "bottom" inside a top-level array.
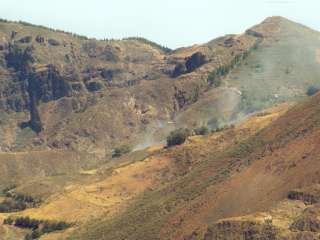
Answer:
[{"left": 0, "top": 15, "right": 319, "bottom": 159}]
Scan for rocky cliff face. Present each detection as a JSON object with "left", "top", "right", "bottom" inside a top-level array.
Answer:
[{"left": 2, "top": 43, "right": 72, "bottom": 133}]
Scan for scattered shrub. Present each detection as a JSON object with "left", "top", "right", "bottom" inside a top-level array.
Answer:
[
  {"left": 14, "top": 216, "right": 40, "bottom": 229},
  {"left": 86, "top": 81, "right": 103, "bottom": 92},
  {"left": 306, "top": 86, "right": 320, "bottom": 96},
  {"left": 5, "top": 44, "right": 34, "bottom": 71},
  {"left": 265, "top": 218, "right": 273, "bottom": 226},
  {"left": 48, "top": 39, "right": 60, "bottom": 46},
  {"left": 3, "top": 217, "right": 13, "bottom": 225},
  {"left": 1, "top": 185, "right": 17, "bottom": 195},
  {"left": 27, "top": 230, "right": 41, "bottom": 240},
  {"left": 207, "top": 71, "right": 222, "bottom": 87},
  {"left": 19, "top": 36, "right": 33, "bottom": 44},
  {"left": 35, "top": 35, "right": 45, "bottom": 43},
  {"left": 0, "top": 199, "right": 27, "bottom": 212},
  {"left": 112, "top": 145, "right": 131, "bottom": 158},
  {"left": 0, "top": 192, "right": 40, "bottom": 213},
  {"left": 42, "top": 220, "right": 70, "bottom": 233},
  {"left": 167, "top": 128, "right": 191, "bottom": 147},
  {"left": 211, "top": 124, "right": 235, "bottom": 133},
  {"left": 194, "top": 126, "right": 209, "bottom": 136}
]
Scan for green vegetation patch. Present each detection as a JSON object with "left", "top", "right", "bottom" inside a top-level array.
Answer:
[
  {"left": 112, "top": 145, "right": 132, "bottom": 158},
  {"left": 194, "top": 126, "right": 210, "bottom": 136},
  {"left": 167, "top": 128, "right": 192, "bottom": 147}
]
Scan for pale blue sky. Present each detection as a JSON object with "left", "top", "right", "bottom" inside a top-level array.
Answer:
[{"left": 0, "top": 0, "right": 319, "bottom": 48}]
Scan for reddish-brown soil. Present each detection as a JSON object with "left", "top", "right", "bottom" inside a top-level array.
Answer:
[{"left": 160, "top": 94, "right": 320, "bottom": 239}]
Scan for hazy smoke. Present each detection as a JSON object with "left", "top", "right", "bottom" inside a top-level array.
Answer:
[
  {"left": 132, "top": 87, "right": 244, "bottom": 152},
  {"left": 132, "top": 120, "right": 175, "bottom": 151}
]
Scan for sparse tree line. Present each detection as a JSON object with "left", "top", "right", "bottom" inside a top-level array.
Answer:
[
  {"left": 0, "top": 18, "right": 173, "bottom": 52},
  {"left": 207, "top": 39, "right": 261, "bottom": 87},
  {"left": 112, "top": 145, "right": 132, "bottom": 158},
  {"left": 0, "top": 188, "right": 40, "bottom": 213},
  {"left": 123, "top": 37, "right": 172, "bottom": 53},
  {"left": 3, "top": 216, "right": 71, "bottom": 240},
  {"left": 0, "top": 18, "right": 90, "bottom": 40}
]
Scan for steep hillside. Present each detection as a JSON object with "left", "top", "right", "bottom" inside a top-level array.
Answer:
[
  {"left": 2, "top": 16, "right": 319, "bottom": 154},
  {"left": 0, "top": 102, "right": 289, "bottom": 240},
  {"left": 205, "top": 185, "right": 320, "bottom": 239},
  {"left": 64, "top": 92, "right": 320, "bottom": 240},
  {"left": 0, "top": 19, "right": 175, "bottom": 152},
  {"left": 227, "top": 17, "right": 320, "bottom": 111},
  {"left": 174, "top": 17, "right": 320, "bottom": 129}
]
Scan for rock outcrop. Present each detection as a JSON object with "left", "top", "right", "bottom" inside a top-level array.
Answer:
[
  {"left": 171, "top": 52, "right": 207, "bottom": 78},
  {"left": 246, "top": 29, "right": 264, "bottom": 38},
  {"left": 172, "top": 62, "right": 187, "bottom": 78},
  {"left": 28, "top": 90, "right": 42, "bottom": 133},
  {"left": 185, "top": 52, "right": 207, "bottom": 73}
]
